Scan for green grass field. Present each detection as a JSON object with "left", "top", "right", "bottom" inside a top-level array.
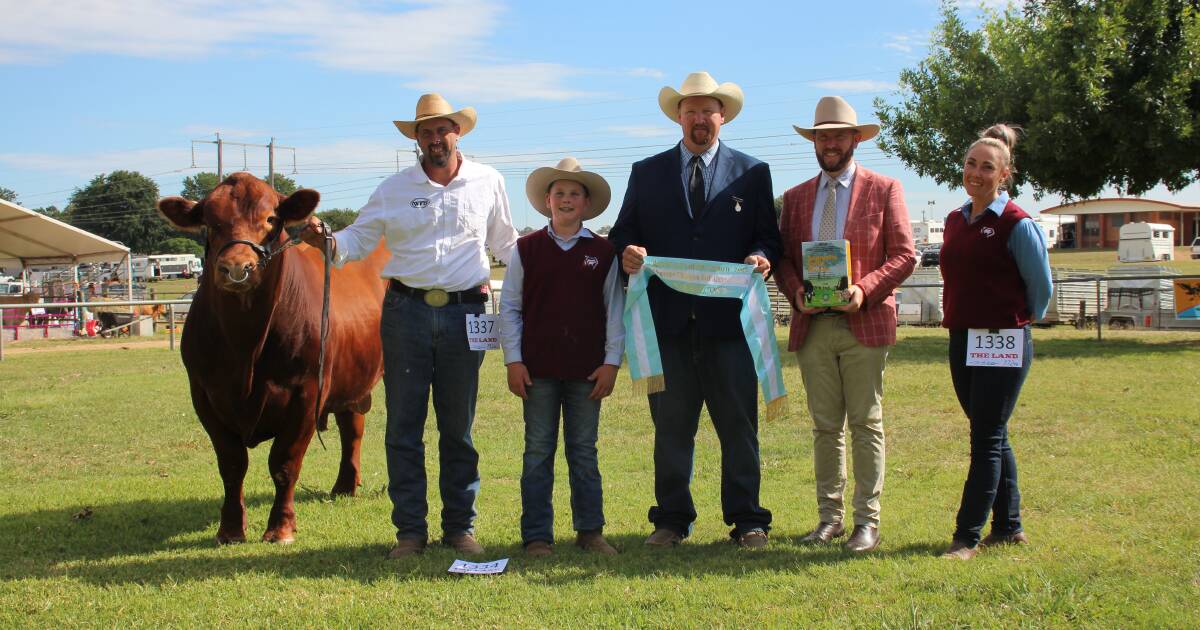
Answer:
[
  {"left": 1, "top": 327, "right": 1197, "bottom": 627},
  {"left": 1049, "top": 246, "right": 1200, "bottom": 274}
]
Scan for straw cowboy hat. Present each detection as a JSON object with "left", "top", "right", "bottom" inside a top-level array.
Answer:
[
  {"left": 793, "top": 95, "right": 880, "bottom": 141},
  {"left": 392, "top": 93, "right": 477, "bottom": 139},
  {"left": 658, "top": 71, "right": 744, "bottom": 123},
  {"left": 525, "top": 157, "right": 611, "bottom": 221}
]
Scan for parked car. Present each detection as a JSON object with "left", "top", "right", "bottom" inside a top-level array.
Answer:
[
  {"left": 1191, "top": 236, "right": 1200, "bottom": 260},
  {"left": 921, "top": 244, "right": 941, "bottom": 267}
]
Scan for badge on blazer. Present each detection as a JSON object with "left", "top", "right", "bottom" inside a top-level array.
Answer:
[
  {"left": 411, "top": 198, "right": 430, "bottom": 208},
  {"left": 732, "top": 196, "right": 743, "bottom": 212},
  {"left": 583, "top": 255, "right": 599, "bottom": 269}
]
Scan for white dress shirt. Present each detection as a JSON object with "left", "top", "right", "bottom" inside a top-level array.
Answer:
[
  {"left": 332, "top": 157, "right": 518, "bottom": 291},
  {"left": 499, "top": 224, "right": 626, "bottom": 368}
]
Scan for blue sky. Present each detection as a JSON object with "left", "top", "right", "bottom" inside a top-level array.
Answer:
[{"left": 2, "top": 0, "right": 1197, "bottom": 232}]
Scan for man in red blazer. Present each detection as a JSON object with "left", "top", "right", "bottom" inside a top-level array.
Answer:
[{"left": 774, "top": 96, "right": 916, "bottom": 553}]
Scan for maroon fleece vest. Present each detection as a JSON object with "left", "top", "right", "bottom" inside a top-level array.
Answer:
[
  {"left": 941, "top": 200, "right": 1032, "bottom": 329},
  {"left": 517, "top": 227, "right": 615, "bottom": 380}
]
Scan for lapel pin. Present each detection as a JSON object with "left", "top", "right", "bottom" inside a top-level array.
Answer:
[{"left": 733, "top": 196, "right": 743, "bottom": 212}]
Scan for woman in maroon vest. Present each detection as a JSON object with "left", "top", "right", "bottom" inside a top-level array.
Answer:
[{"left": 938, "top": 125, "right": 1052, "bottom": 560}]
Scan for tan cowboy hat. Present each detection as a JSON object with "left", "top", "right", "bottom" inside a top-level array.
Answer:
[
  {"left": 658, "top": 71, "right": 744, "bottom": 123},
  {"left": 525, "top": 157, "right": 611, "bottom": 221},
  {"left": 392, "top": 93, "right": 477, "bottom": 139},
  {"left": 793, "top": 95, "right": 880, "bottom": 141}
]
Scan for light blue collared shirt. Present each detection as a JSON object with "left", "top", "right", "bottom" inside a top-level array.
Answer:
[
  {"left": 956, "top": 191, "right": 1053, "bottom": 320},
  {"left": 811, "top": 162, "right": 857, "bottom": 240},
  {"left": 499, "top": 223, "right": 626, "bottom": 368},
  {"left": 680, "top": 139, "right": 719, "bottom": 217}
]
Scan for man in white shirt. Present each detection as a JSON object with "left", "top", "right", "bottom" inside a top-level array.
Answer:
[{"left": 302, "top": 93, "right": 518, "bottom": 558}]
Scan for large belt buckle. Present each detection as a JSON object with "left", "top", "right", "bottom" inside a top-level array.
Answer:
[{"left": 423, "top": 289, "right": 450, "bottom": 307}]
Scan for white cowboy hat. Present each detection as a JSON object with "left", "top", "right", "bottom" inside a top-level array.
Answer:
[
  {"left": 658, "top": 71, "right": 744, "bottom": 123},
  {"left": 525, "top": 157, "right": 611, "bottom": 221},
  {"left": 793, "top": 95, "right": 880, "bottom": 141},
  {"left": 393, "top": 93, "right": 477, "bottom": 139}
]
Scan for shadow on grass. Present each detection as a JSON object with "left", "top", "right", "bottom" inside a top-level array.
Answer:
[
  {"left": 881, "top": 333, "right": 1200, "bottom": 365},
  {"left": 0, "top": 496, "right": 951, "bottom": 586}
]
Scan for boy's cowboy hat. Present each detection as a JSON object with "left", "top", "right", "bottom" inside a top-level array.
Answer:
[
  {"left": 658, "top": 71, "right": 744, "bottom": 123},
  {"left": 393, "top": 93, "right": 477, "bottom": 139},
  {"left": 525, "top": 157, "right": 611, "bottom": 220},
  {"left": 793, "top": 95, "right": 880, "bottom": 141}
]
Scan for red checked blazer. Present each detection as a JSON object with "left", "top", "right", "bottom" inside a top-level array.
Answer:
[{"left": 774, "top": 165, "right": 917, "bottom": 349}]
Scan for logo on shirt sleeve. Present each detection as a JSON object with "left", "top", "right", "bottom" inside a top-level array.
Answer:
[
  {"left": 410, "top": 198, "right": 430, "bottom": 208},
  {"left": 583, "top": 255, "right": 599, "bottom": 269}
]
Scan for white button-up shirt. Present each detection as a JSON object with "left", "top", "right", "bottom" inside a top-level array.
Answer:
[{"left": 332, "top": 157, "right": 518, "bottom": 291}]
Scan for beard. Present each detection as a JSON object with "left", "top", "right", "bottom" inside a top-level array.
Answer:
[
  {"left": 688, "top": 125, "right": 713, "bottom": 148},
  {"left": 423, "top": 142, "right": 451, "bottom": 167},
  {"left": 817, "top": 144, "right": 855, "bottom": 173}
]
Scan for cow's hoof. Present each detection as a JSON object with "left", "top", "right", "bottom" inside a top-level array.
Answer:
[
  {"left": 329, "top": 483, "right": 359, "bottom": 498},
  {"left": 262, "top": 529, "right": 295, "bottom": 544},
  {"left": 216, "top": 532, "right": 246, "bottom": 545}
]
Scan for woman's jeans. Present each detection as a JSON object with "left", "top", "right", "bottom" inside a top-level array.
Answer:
[{"left": 948, "top": 326, "right": 1032, "bottom": 546}]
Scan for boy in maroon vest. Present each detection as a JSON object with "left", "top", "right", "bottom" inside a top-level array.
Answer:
[{"left": 499, "top": 157, "right": 625, "bottom": 557}]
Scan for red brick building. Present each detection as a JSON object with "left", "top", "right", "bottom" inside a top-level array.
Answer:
[{"left": 1041, "top": 198, "right": 1200, "bottom": 249}]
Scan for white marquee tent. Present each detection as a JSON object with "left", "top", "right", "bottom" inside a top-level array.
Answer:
[{"left": 0, "top": 198, "right": 132, "bottom": 298}]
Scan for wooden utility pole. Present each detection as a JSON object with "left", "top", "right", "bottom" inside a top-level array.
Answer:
[{"left": 190, "top": 135, "right": 296, "bottom": 186}]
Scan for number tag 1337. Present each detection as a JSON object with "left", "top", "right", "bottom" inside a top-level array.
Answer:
[
  {"left": 465, "top": 314, "right": 500, "bottom": 351},
  {"left": 965, "top": 328, "right": 1024, "bottom": 368}
]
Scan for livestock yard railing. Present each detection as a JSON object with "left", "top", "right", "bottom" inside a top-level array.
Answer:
[{"left": 2, "top": 272, "right": 1197, "bottom": 360}]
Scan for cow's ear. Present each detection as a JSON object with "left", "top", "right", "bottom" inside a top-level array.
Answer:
[
  {"left": 158, "top": 197, "right": 204, "bottom": 233},
  {"left": 277, "top": 188, "right": 321, "bottom": 226}
]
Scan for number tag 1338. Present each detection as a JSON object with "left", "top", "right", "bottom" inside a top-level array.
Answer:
[{"left": 965, "top": 328, "right": 1024, "bottom": 368}]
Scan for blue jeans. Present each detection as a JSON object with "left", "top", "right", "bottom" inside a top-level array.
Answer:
[
  {"left": 647, "top": 324, "right": 772, "bottom": 538},
  {"left": 380, "top": 290, "right": 485, "bottom": 541},
  {"left": 948, "top": 327, "right": 1032, "bottom": 546},
  {"left": 520, "top": 377, "right": 605, "bottom": 544}
]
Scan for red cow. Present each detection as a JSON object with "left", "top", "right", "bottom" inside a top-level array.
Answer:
[{"left": 158, "top": 173, "right": 388, "bottom": 544}]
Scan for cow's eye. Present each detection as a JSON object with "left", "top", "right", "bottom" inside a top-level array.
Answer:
[{"left": 266, "top": 216, "right": 279, "bottom": 227}]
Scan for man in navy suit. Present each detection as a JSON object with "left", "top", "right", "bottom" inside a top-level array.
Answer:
[{"left": 609, "top": 71, "right": 782, "bottom": 549}]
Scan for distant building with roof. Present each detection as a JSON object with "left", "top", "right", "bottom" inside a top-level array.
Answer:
[{"left": 1040, "top": 198, "right": 1199, "bottom": 249}]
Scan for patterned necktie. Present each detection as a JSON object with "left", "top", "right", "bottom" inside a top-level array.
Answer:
[
  {"left": 817, "top": 177, "right": 838, "bottom": 240},
  {"left": 688, "top": 155, "right": 706, "bottom": 218}
]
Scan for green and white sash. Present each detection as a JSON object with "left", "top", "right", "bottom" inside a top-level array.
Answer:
[{"left": 623, "top": 256, "right": 788, "bottom": 420}]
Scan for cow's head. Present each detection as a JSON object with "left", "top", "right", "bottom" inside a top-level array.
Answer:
[{"left": 158, "top": 172, "right": 319, "bottom": 292}]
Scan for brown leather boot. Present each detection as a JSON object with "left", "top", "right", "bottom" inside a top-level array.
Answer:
[
  {"left": 576, "top": 530, "right": 618, "bottom": 555},
  {"left": 387, "top": 537, "right": 427, "bottom": 558},
  {"left": 980, "top": 531, "right": 1029, "bottom": 547},
  {"left": 940, "top": 539, "right": 978, "bottom": 560}
]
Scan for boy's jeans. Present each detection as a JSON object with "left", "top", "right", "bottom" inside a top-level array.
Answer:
[{"left": 520, "top": 377, "right": 605, "bottom": 544}]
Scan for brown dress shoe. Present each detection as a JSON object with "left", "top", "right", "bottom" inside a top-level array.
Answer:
[
  {"left": 799, "top": 521, "right": 845, "bottom": 545},
  {"left": 524, "top": 540, "right": 553, "bottom": 557},
  {"left": 737, "top": 529, "right": 769, "bottom": 549},
  {"left": 644, "top": 528, "right": 682, "bottom": 547},
  {"left": 443, "top": 532, "right": 484, "bottom": 555},
  {"left": 940, "top": 539, "right": 979, "bottom": 560},
  {"left": 387, "top": 537, "right": 427, "bottom": 558},
  {"left": 980, "top": 531, "right": 1029, "bottom": 547},
  {"left": 576, "top": 530, "right": 618, "bottom": 555},
  {"left": 844, "top": 525, "right": 880, "bottom": 553}
]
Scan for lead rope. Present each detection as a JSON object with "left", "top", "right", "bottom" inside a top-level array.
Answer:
[{"left": 314, "top": 219, "right": 332, "bottom": 451}]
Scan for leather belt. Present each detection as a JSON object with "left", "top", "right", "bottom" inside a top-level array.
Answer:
[{"left": 389, "top": 279, "right": 487, "bottom": 307}]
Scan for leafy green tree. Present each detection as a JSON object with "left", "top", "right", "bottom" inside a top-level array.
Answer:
[
  {"left": 316, "top": 208, "right": 358, "bottom": 232},
  {"left": 32, "top": 205, "right": 69, "bottom": 222},
  {"left": 68, "top": 170, "right": 168, "bottom": 253},
  {"left": 181, "top": 171, "right": 299, "bottom": 200},
  {"left": 874, "top": 0, "right": 1200, "bottom": 198},
  {"left": 0, "top": 187, "right": 18, "bottom": 204},
  {"left": 181, "top": 172, "right": 220, "bottom": 201},
  {"left": 156, "top": 237, "right": 204, "bottom": 256}
]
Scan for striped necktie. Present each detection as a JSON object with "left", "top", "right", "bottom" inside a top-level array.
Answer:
[{"left": 817, "top": 178, "right": 838, "bottom": 240}]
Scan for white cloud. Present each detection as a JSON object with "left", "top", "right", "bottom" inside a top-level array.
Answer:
[
  {"left": 0, "top": 147, "right": 192, "bottom": 180},
  {"left": 884, "top": 33, "right": 929, "bottom": 55},
  {"left": 627, "top": 67, "right": 665, "bottom": 79},
  {"left": 809, "top": 80, "right": 897, "bottom": 94},
  {"left": 179, "top": 125, "right": 269, "bottom": 139},
  {"left": 0, "top": 0, "right": 587, "bottom": 103}
]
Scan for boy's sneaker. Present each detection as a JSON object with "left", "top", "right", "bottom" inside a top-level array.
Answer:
[
  {"left": 524, "top": 540, "right": 553, "bottom": 557},
  {"left": 575, "top": 530, "right": 618, "bottom": 555}
]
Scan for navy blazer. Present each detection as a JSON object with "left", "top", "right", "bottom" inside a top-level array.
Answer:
[{"left": 609, "top": 141, "right": 781, "bottom": 337}]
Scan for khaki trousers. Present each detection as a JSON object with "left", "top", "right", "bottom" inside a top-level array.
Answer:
[{"left": 796, "top": 316, "right": 889, "bottom": 527}]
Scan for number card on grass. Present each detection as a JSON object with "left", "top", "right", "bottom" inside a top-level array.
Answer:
[
  {"left": 465, "top": 314, "right": 499, "bottom": 350},
  {"left": 448, "top": 558, "right": 508, "bottom": 575},
  {"left": 965, "top": 328, "right": 1024, "bottom": 368}
]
